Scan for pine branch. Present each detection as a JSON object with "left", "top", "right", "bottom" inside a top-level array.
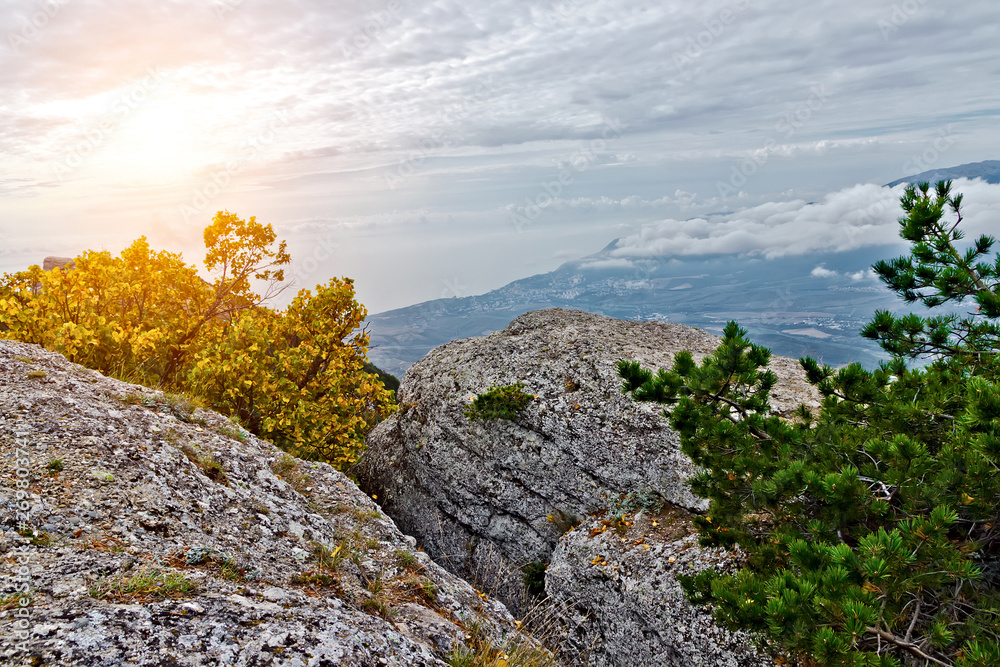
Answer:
[{"left": 865, "top": 627, "right": 950, "bottom": 667}]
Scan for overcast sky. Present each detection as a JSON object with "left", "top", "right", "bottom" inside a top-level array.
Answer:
[{"left": 2, "top": 0, "right": 998, "bottom": 312}]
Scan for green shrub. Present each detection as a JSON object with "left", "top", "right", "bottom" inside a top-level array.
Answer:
[
  {"left": 464, "top": 383, "right": 533, "bottom": 421},
  {"left": 620, "top": 182, "right": 1000, "bottom": 667},
  {"left": 521, "top": 561, "right": 547, "bottom": 599},
  {"left": 365, "top": 361, "right": 400, "bottom": 394}
]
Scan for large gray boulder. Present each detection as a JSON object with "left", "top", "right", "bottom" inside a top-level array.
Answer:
[
  {"left": 546, "top": 512, "right": 772, "bottom": 667},
  {"left": 356, "top": 309, "right": 815, "bottom": 617},
  {"left": 0, "top": 339, "right": 528, "bottom": 666}
]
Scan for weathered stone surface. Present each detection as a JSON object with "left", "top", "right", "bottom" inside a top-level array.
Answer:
[
  {"left": 356, "top": 308, "right": 816, "bottom": 615},
  {"left": 41, "top": 257, "right": 75, "bottom": 272},
  {"left": 546, "top": 510, "right": 772, "bottom": 667},
  {"left": 0, "top": 339, "right": 521, "bottom": 666}
]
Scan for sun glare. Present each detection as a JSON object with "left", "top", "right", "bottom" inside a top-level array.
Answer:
[{"left": 96, "top": 99, "right": 214, "bottom": 186}]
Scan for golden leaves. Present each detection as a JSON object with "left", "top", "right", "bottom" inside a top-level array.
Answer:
[
  {"left": 861, "top": 581, "right": 882, "bottom": 594},
  {"left": 1, "top": 216, "right": 393, "bottom": 474}
]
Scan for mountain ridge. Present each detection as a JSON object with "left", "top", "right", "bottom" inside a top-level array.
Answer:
[
  {"left": 367, "top": 161, "right": 994, "bottom": 377},
  {"left": 885, "top": 159, "right": 1000, "bottom": 187}
]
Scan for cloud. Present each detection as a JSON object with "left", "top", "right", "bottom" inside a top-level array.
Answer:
[
  {"left": 810, "top": 265, "right": 874, "bottom": 281},
  {"left": 610, "top": 179, "right": 1000, "bottom": 260},
  {"left": 2, "top": 0, "right": 1000, "bottom": 312},
  {"left": 810, "top": 265, "right": 838, "bottom": 278},
  {"left": 848, "top": 269, "right": 872, "bottom": 281}
]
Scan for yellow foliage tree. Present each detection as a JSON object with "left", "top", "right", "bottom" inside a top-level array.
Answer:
[
  {"left": 0, "top": 211, "right": 394, "bottom": 470},
  {"left": 0, "top": 238, "right": 212, "bottom": 384},
  {"left": 187, "top": 278, "right": 394, "bottom": 468}
]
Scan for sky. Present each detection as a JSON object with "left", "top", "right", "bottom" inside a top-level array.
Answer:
[{"left": 1, "top": 0, "right": 999, "bottom": 313}]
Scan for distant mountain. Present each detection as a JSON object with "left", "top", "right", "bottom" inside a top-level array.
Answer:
[
  {"left": 369, "top": 163, "right": 1000, "bottom": 377},
  {"left": 885, "top": 160, "right": 1000, "bottom": 187},
  {"left": 366, "top": 244, "right": 922, "bottom": 378}
]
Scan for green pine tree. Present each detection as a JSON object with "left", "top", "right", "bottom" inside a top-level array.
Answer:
[{"left": 619, "top": 181, "right": 1000, "bottom": 667}]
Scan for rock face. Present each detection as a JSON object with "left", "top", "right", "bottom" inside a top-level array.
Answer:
[
  {"left": 41, "top": 257, "right": 75, "bottom": 271},
  {"left": 0, "top": 339, "right": 523, "bottom": 666},
  {"left": 546, "top": 511, "right": 771, "bottom": 667},
  {"left": 356, "top": 309, "right": 815, "bottom": 618}
]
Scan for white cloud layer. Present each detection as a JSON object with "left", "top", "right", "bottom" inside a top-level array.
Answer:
[{"left": 610, "top": 179, "right": 1000, "bottom": 260}]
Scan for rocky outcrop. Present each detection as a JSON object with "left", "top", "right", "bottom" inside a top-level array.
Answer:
[
  {"left": 546, "top": 511, "right": 771, "bottom": 667},
  {"left": 0, "top": 339, "right": 525, "bottom": 666},
  {"left": 41, "top": 257, "right": 75, "bottom": 271},
  {"left": 356, "top": 309, "right": 816, "bottom": 619}
]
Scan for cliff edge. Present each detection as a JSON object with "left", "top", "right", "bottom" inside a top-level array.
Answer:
[{"left": 0, "top": 339, "right": 521, "bottom": 666}]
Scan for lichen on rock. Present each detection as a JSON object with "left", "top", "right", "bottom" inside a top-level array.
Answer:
[
  {"left": 546, "top": 510, "right": 773, "bottom": 667},
  {"left": 0, "top": 339, "right": 521, "bottom": 666},
  {"left": 356, "top": 308, "right": 815, "bottom": 664}
]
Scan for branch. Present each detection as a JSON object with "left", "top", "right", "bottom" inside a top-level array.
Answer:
[
  {"left": 705, "top": 392, "right": 774, "bottom": 442},
  {"left": 934, "top": 215, "right": 990, "bottom": 293},
  {"left": 865, "top": 626, "right": 951, "bottom": 667},
  {"left": 904, "top": 598, "right": 921, "bottom": 643}
]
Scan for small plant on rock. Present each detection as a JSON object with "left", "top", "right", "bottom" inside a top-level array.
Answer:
[
  {"left": 19, "top": 528, "right": 52, "bottom": 547},
  {"left": 90, "top": 565, "right": 198, "bottom": 602},
  {"left": 271, "top": 453, "right": 298, "bottom": 477},
  {"left": 216, "top": 422, "right": 247, "bottom": 442},
  {"left": 464, "top": 382, "right": 533, "bottom": 421},
  {"left": 177, "top": 440, "right": 229, "bottom": 486},
  {"left": 270, "top": 454, "right": 312, "bottom": 493},
  {"left": 446, "top": 615, "right": 558, "bottom": 667},
  {"left": 394, "top": 549, "right": 418, "bottom": 570},
  {"left": 521, "top": 561, "right": 547, "bottom": 599},
  {"left": 164, "top": 392, "right": 204, "bottom": 422},
  {"left": 313, "top": 541, "right": 347, "bottom": 571}
]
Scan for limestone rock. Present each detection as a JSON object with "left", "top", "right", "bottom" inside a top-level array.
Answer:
[
  {"left": 546, "top": 510, "right": 772, "bottom": 667},
  {"left": 356, "top": 308, "right": 815, "bottom": 615},
  {"left": 42, "top": 257, "right": 75, "bottom": 271},
  {"left": 0, "top": 339, "right": 519, "bottom": 666}
]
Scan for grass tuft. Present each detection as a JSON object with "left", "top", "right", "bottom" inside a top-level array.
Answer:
[
  {"left": 90, "top": 565, "right": 199, "bottom": 602},
  {"left": 313, "top": 541, "right": 347, "bottom": 571},
  {"left": 394, "top": 549, "right": 418, "bottom": 570},
  {"left": 178, "top": 434, "right": 229, "bottom": 486},
  {"left": 270, "top": 454, "right": 311, "bottom": 493}
]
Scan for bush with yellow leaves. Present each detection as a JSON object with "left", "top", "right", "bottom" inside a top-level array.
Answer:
[{"left": 0, "top": 211, "right": 394, "bottom": 470}]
